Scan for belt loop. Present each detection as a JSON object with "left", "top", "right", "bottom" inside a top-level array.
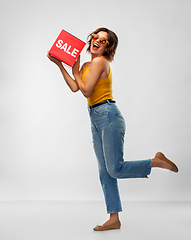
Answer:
[{"left": 107, "top": 99, "right": 111, "bottom": 105}]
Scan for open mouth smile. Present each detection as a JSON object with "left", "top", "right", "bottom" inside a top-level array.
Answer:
[{"left": 92, "top": 42, "right": 100, "bottom": 50}]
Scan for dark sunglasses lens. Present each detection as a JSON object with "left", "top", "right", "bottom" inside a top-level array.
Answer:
[
  {"left": 92, "top": 34, "right": 98, "bottom": 40},
  {"left": 100, "top": 39, "right": 107, "bottom": 45}
]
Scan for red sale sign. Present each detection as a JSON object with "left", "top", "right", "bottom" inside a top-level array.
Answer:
[{"left": 49, "top": 30, "right": 86, "bottom": 67}]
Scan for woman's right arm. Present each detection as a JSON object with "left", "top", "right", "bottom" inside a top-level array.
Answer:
[{"left": 47, "top": 52, "right": 79, "bottom": 92}]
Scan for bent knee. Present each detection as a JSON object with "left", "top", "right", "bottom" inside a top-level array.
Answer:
[{"left": 107, "top": 167, "right": 120, "bottom": 179}]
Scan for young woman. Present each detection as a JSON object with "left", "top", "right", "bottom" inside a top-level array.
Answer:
[{"left": 47, "top": 27, "right": 178, "bottom": 231}]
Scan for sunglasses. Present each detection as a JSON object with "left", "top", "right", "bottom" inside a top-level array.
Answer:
[{"left": 91, "top": 34, "right": 109, "bottom": 45}]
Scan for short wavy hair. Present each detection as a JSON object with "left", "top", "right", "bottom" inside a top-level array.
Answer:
[{"left": 86, "top": 27, "right": 118, "bottom": 62}]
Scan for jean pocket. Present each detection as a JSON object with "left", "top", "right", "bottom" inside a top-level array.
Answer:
[
  {"left": 93, "top": 104, "right": 109, "bottom": 115},
  {"left": 115, "top": 111, "right": 126, "bottom": 132}
]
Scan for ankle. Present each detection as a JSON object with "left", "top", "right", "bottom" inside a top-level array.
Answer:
[
  {"left": 110, "top": 213, "right": 119, "bottom": 222},
  {"left": 152, "top": 158, "right": 161, "bottom": 168}
]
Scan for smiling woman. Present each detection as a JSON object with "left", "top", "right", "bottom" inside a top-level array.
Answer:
[
  {"left": 47, "top": 27, "right": 178, "bottom": 231},
  {"left": 86, "top": 27, "right": 118, "bottom": 62}
]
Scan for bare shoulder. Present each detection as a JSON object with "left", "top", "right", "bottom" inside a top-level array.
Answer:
[
  {"left": 92, "top": 56, "right": 108, "bottom": 64},
  {"left": 90, "top": 57, "right": 110, "bottom": 79},
  {"left": 91, "top": 56, "right": 109, "bottom": 69}
]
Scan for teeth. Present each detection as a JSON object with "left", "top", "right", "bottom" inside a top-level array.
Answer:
[{"left": 93, "top": 43, "right": 99, "bottom": 48}]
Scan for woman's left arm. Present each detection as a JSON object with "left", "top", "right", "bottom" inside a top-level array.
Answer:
[{"left": 72, "top": 56, "right": 106, "bottom": 98}]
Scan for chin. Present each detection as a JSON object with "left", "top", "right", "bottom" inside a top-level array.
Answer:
[{"left": 91, "top": 48, "right": 104, "bottom": 56}]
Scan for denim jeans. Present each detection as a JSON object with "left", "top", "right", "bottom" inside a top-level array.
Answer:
[{"left": 88, "top": 101, "right": 152, "bottom": 214}]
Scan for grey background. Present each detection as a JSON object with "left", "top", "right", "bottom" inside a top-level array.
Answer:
[{"left": 0, "top": 0, "right": 191, "bottom": 202}]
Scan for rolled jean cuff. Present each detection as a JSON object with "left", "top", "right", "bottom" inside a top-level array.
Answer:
[
  {"left": 144, "top": 159, "right": 152, "bottom": 178},
  {"left": 107, "top": 208, "right": 123, "bottom": 214}
]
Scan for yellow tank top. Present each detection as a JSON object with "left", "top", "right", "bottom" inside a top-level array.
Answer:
[{"left": 82, "top": 65, "right": 113, "bottom": 106}]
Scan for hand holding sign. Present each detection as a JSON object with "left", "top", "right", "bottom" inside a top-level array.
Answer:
[
  {"left": 72, "top": 55, "right": 81, "bottom": 77},
  {"left": 47, "top": 52, "right": 62, "bottom": 66},
  {"left": 49, "top": 30, "right": 86, "bottom": 67}
]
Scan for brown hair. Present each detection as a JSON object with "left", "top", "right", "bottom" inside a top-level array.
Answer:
[{"left": 86, "top": 27, "right": 118, "bottom": 62}]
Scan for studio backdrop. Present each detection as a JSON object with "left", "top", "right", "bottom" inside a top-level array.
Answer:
[{"left": 0, "top": 0, "right": 191, "bottom": 201}]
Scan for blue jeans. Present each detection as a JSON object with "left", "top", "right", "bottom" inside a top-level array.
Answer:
[{"left": 88, "top": 101, "right": 152, "bottom": 214}]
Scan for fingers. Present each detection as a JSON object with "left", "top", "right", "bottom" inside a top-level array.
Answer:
[
  {"left": 47, "top": 51, "right": 62, "bottom": 66},
  {"left": 77, "top": 55, "right": 81, "bottom": 60},
  {"left": 47, "top": 51, "right": 54, "bottom": 60},
  {"left": 75, "top": 55, "right": 80, "bottom": 64}
]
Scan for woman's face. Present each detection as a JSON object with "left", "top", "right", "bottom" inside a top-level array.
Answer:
[{"left": 90, "top": 31, "right": 109, "bottom": 57}]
